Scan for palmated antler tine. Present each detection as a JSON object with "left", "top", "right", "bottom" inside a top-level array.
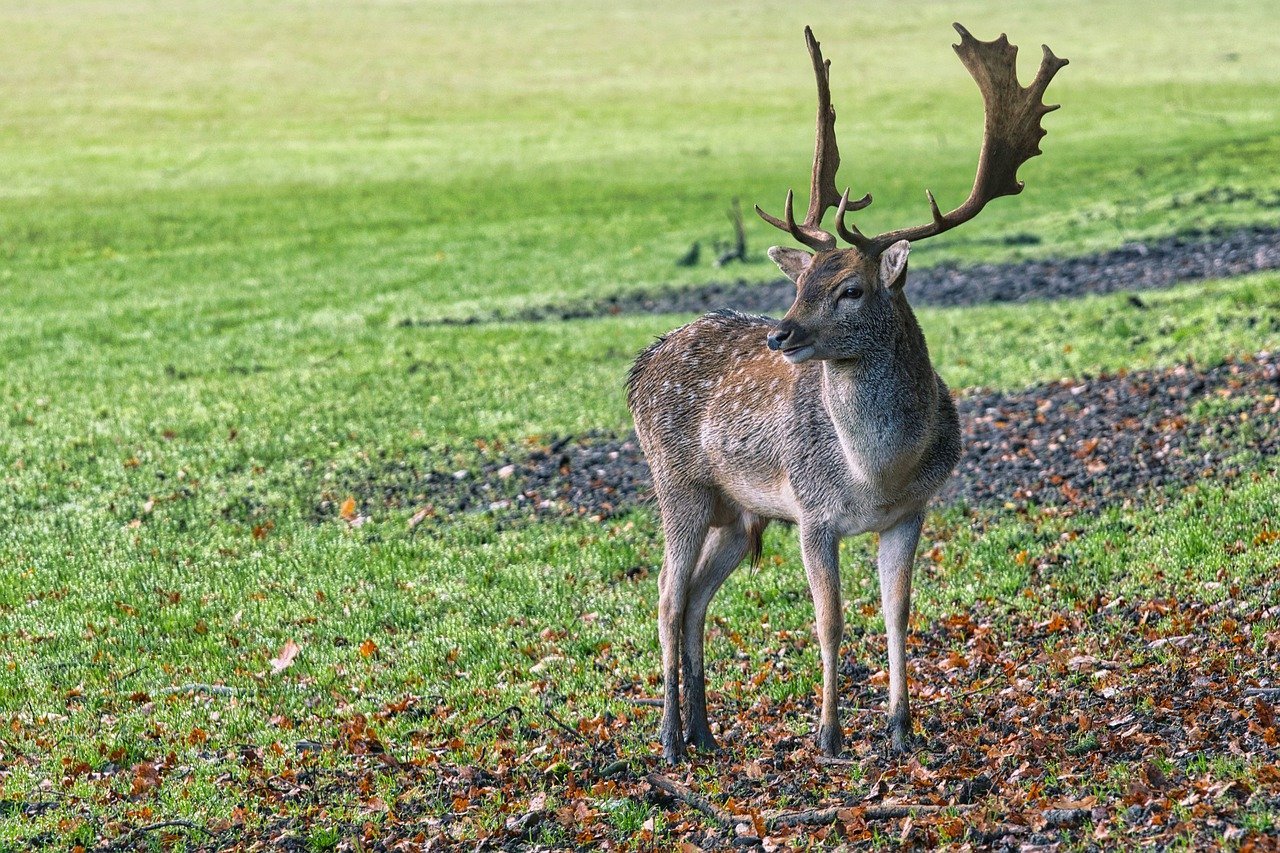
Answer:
[
  {"left": 783, "top": 188, "right": 799, "bottom": 239},
  {"left": 753, "top": 190, "right": 790, "bottom": 233},
  {"left": 849, "top": 23, "right": 1068, "bottom": 255},
  {"left": 834, "top": 187, "right": 874, "bottom": 251},
  {"left": 801, "top": 26, "right": 846, "bottom": 226},
  {"left": 755, "top": 26, "right": 864, "bottom": 253},
  {"left": 754, "top": 190, "right": 835, "bottom": 251},
  {"left": 753, "top": 189, "right": 830, "bottom": 250},
  {"left": 924, "top": 189, "right": 945, "bottom": 226}
]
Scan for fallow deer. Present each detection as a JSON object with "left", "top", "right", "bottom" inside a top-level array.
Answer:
[{"left": 627, "top": 24, "right": 1066, "bottom": 763}]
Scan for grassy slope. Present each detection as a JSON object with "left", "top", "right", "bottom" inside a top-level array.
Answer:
[
  {"left": 2, "top": 0, "right": 1280, "bottom": 846},
  {"left": 3, "top": 0, "right": 1280, "bottom": 323}
]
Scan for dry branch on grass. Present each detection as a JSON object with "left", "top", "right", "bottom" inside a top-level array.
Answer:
[
  {"left": 156, "top": 683, "right": 237, "bottom": 697},
  {"left": 647, "top": 771, "right": 977, "bottom": 831},
  {"left": 645, "top": 772, "right": 740, "bottom": 828},
  {"left": 109, "top": 820, "right": 211, "bottom": 850},
  {"left": 765, "top": 803, "right": 977, "bottom": 827}
]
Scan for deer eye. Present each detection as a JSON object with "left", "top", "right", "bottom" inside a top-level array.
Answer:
[{"left": 838, "top": 284, "right": 864, "bottom": 301}]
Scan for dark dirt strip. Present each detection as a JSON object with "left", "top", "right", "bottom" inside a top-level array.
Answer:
[
  {"left": 410, "top": 225, "right": 1280, "bottom": 326},
  {"left": 322, "top": 351, "right": 1280, "bottom": 524}
]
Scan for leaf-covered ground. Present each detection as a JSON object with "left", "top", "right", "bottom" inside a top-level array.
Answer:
[
  {"left": 4, "top": 1, "right": 1280, "bottom": 849},
  {"left": 5, "top": 362, "right": 1279, "bottom": 849},
  {"left": 17, "top": 471, "right": 1279, "bottom": 851},
  {"left": 417, "top": 587, "right": 1280, "bottom": 851}
]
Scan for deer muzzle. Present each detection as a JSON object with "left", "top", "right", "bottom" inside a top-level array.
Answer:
[{"left": 767, "top": 322, "right": 816, "bottom": 363}]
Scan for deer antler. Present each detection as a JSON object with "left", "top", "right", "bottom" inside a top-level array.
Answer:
[
  {"left": 754, "top": 26, "right": 871, "bottom": 253},
  {"left": 761, "top": 24, "right": 1067, "bottom": 257}
]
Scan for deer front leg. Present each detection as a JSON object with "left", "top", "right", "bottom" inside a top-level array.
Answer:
[
  {"left": 681, "top": 519, "right": 751, "bottom": 751},
  {"left": 878, "top": 512, "right": 923, "bottom": 753},
  {"left": 656, "top": 496, "right": 711, "bottom": 764},
  {"left": 799, "top": 524, "right": 844, "bottom": 756}
]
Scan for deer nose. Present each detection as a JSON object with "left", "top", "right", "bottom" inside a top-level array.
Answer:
[{"left": 767, "top": 326, "right": 793, "bottom": 351}]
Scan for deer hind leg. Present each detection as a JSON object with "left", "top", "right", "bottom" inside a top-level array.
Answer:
[
  {"left": 877, "top": 512, "right": 923, "bottom": 753},
  {"left": 681, "top": 510, "right": 762, "bottom": 752},
  {"left": 656, "top": 488, "right": 713, "bottom": 765},
  {"left": 799, "top": 523, "right": 844, "bottom": 756}
]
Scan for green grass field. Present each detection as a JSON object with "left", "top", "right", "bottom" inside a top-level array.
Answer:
[{"left": 2, "top": 1, "right": 1280, "bottom": 848}]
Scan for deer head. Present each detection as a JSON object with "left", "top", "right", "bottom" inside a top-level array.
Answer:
[
  {"left": 765, "top": 240, "right": 910, "bottom": 363},
  {"left": 759, "top": 24, "right": 1067, "bottom": 363}
]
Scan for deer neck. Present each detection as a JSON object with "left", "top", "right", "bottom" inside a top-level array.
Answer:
[{"left": 818, "top": 311, "right": 936, "bottom": 486}]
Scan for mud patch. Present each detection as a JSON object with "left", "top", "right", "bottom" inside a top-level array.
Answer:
[
  {"left": 406, "top": 225, "right": 1280, "bottom": 326},
  {"left": 321, "top": 352, "right": 1280, "bottom": 523}
]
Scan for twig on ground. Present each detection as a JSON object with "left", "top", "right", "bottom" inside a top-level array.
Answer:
[
  {"left": 19, "top": 798, "right": 64, "bottom": 818},
  {"left": 919, "top": 677, "right": 1001, "bottom": 708},
  {"left": 109, "top": 820, "right": 212, "bottom": 849},
  {"left": 1244, "top": 687, "right": 1280, "bottom": 698},
  {"left": 645, "top": 772, "right": 742, "bottom": 828},
  {"left": 645, "top": 770, "right": 977, "bottom": 830},
  {"left": 600, "top": 759, "right": 630, "bottom": 777},
  {"left": 157, "top": 683, "right": 237, "bottom": 697},
  {"left": 765, "top": 802, "right": 976, "bottom": 827},
  {"left": 1043, "top": 807, "right": 1091, "bottom": 828},
  {"left": 474, "top": 704, "right": 524, "bottom": 733},
  {"left": 472, "top": 704, "right": 525, "bottom": 765},
  {"left": 836, "top": 677, "right": 1003, "bottom": 718},
  {"left": 621, "top": 696, "right": 664, "bottom": 707},
  {"left": 541, "top": 704, "right": 588, "bottom": 745},
  {"left": 1147, "top": 634, "right": 1194, "bottom": 649}
]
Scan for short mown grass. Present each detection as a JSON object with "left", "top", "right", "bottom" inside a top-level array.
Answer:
[
  {"left": 4, "top": 454, "right": 1279, "bottom": 845},
  {"left": 2, "top": 0, "right": 1280, "bottom": 846},
  {"left": 4, "top": 0, "right": 1280, "bottom": 322}
]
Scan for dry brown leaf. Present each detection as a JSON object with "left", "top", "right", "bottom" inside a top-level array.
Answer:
[
  {"left": 268, "top": 639, "right": 300, "bottom": 675},
  {"left": 339, "top": 497, "right": 358, "bottom": 521}
]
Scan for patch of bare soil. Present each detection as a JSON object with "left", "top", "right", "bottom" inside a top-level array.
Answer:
[
  {"left": 406, "top": 225, "right": 1280, "bottom": 325},
  {"left": 321, "top": 351, "right": 1280, "bottom": 524}
]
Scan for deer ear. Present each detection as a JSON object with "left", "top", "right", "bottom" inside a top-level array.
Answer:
[
  {"left": 878, "top": 240, "right": 910, "bottom": 290},
  {"left": 767, "top": 246, "right": 813, "bottom": 283}
]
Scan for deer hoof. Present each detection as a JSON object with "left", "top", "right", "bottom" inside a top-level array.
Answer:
[
  {"left": 886, "top": 710, "right": 914, "bottom": 754},
  {"left": 816, "top": 723, "right": 844, "bottom": 756}
]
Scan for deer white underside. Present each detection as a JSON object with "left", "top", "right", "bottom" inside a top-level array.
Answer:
[
  {"left": 701, "top": 376, "right": 932, "bottom": 537},
  {"left": 705, "top": 448, "right": 927, "bottom": 537}
]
